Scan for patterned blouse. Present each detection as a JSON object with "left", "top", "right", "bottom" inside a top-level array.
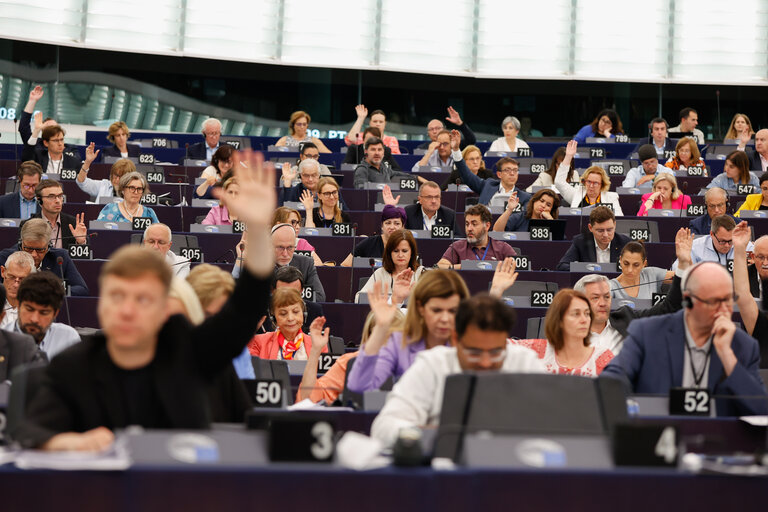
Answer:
[{"left": 511, "top": 338, "right": 614, "bottom": 378}]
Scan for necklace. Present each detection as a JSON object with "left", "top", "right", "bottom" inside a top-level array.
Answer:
[
  {"left": 555, "top": 346, "right": 594, "bottom": 370},
  {"left": 122, "top": 202, "right": 141, "bottom": 220}
]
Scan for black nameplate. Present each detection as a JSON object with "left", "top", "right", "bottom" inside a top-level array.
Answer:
[
  {"left": 318, "top": 354, "right": 340, "bottom": 373},
  {"left": 651, "top": 293, "right": 666, "bottom": 305},
  {"left": 629, "top": 228, "right": 650, "bottom": 241},
  {"left": 669, "top": 387, "right": 710, "bottom": 416},
  {"left": 399, "top": 177, "right": 417, "bottom": 191},
  {"left": 225, "top": 140, "right": 241, "bottom": 149},
  {"left": 594, "top": 202, "right": 613, "bottom": 211},
  {"left": 68, "top": 244, "right": 92, "bottom": 260},
  {"left": 431, "top": 225, "right": 452, "bottom": 239},
  {"left": 590, "top": 147, "right": 606, "bottom": 159},
  {"left": 607, "top": 164, "right": 625, "bottom": 175},
  {"left": 613, "top": 424, "right": 678, "bottom": 467},
  {"left": 530, "top": 163, "right": 546, "bottom": 174},
  {"left": 138, "top": 153, "right": 155, "bottom": 164},
  {"left": 140, "top": 193, "right": 158, "bottom": 205},
  {"left": 253, "top": 379, "right": 283, "bottom": 408},
  {"left": 295, "top": 250, "right": 312, "bottom": 258},
  {"left": 737, "top": 184, "right": 757, "bottom": 195},
  {"left": 59, "top": 168, "right": 78, "bottom": 181},
  {"left": 687, "top": 166, "right": 704, "bottom": 177},
  {"left": 151, "top": 138, "right": 169, "bottom": 148},
  {"left": 301, "top": 286, "right": 314, "bottom": 301},
  {"left": 517, "top": 147, "right": 531, "bottom": 157},
  {"left": 530, "top": 290, "right": 554, "bottom": 306},
  {"left": 513, "top": 255, "right": 531, "bottom": 271},
  {"left": 686, "top": 204, "right": 705, "bottom": 216},
  {"left": 727, "top": 259, "right": 734, "bottom": 272},
  {"left": 132, "top": 216, "right": 152, "bottom": 230},
  {"left": 529, "top": 225, "right": 550, "bottom": 241},
  {"left": 664, "top": 150, "right": 676, "bottom": 160},
  {"left": 146, "top": 171, "right": 164, "bottom": 184},
  {"left": 180, "top": 247, "right": 202, "bottom": 262},
  {"left": 233, "top": 220, "right": 247, "bottom": 233},
  {"left": 615, "top": 134, "right": 629, "bottom": 143},
  {"left": 268, "top": 417, "right": 335, "bottom": 462},
  {"left": 332, "top": 223, "right": 352, "bottom": 236}
]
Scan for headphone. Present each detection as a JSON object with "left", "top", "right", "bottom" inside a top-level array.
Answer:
[
  {"left": 17, "top": 238, "right": 53, "bottom": 252},
  {"left": 268, "top": 301, "right": 309, "bottom": 327},
  {"left": 681, "top": 262, "right": 727, "bottom": 309}
]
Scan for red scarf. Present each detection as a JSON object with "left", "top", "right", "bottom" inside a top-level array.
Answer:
[{"left": 277, "top": 330, "right": 304, "bottom": 360}]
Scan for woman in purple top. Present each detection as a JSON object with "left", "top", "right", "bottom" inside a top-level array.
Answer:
[{"left": 346, "top": 269, "right": 470, "bottom": 393}]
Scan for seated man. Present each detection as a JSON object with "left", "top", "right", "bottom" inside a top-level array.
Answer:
[
  {"left": 601, "top": 262, "right": 767, "bottom": 416},
  {"left": 437, "top": 204, "right": 516, "bottom": 270},
  {"left": 672, "top": 215, "right": 743, "bottom": 270},
  {"left": 143, "top": 223, "right": 190, "bottom": 278},
  {"left": 18, "top": 86, "right": 56, "bottom": 149},
  {"left": 13, "top": 271, "right": 80, "bottom": 360},
  {"left": 641, "top": 117, "right": 676, "bottom": 159},
  {"left": 22, "top": 179, "right": 87, "bottom": 249},
  {"left": 291, "top": 142, "right": 332, "bottom": 178},
  {"left": 186, "top": 118, "right": 222, "bottom": 162},
  {"left": 353, "top": 137, "right": 413, "bottom": 189},
  {"left": 345, "top": 106, "right": 401, "bottom": 154},
  {"left": 340, "top": 205, "right": 406, "bottom": 267},
  {"left": 0, "top": 280, "right": 46, "bottom": 382},
  {"left": 0, "top": 251, "right": 36, "bottom": 330},
  {"left": 450, "top": 130, "right": 532, "bottom": 208},
  {"left": 0, "top": 161, "right": 42, "bottom": 220},
  {"left": 14, "top": 149, "right": 275, "bottom": 451},
  {"left": 740, "top": 128, "right": 768, "bottom": 173},
  {"left": 622, "top": 144, "right": 674, "bottom": 188},
  {"left": 416, "top": 107, "right": 477, "bottom": 150},
  {"left": 573, "top": 227, "right": 691, "bottom": 354},
  {"left": 731, "top": 224, "right": 768, "bottom": 362},
  {"left": 689, "top": 187, "right": 736, "bottom": 236},
  {"left": 370, "top": 294, "right": 544, "bottom": 447},
  {"left": 344, "top": 127, "right": 402, "bottom": 172},
  {"left": 412, "top": 129, "right": 455, "bottom": 172},
  {"left": 0, "top": 219, "right": 89, "bottom": 296},
  {"left": 668, "top": 107, "right": 705, "bottom": 144},
  {"left": 280, "top": 159, "right": 346, "bottom": 209},
  {"left": 556, "top": 206, "right": 630, "bottom": 271},
  {"left": 383, "top": 181, "right": 456, "bottom": 233}
]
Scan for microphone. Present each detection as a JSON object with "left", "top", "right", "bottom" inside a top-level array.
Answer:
[
  {"left": 184, "top": 142, "right": 190, "bottom": 164},
  {"left": 678, "top": 181, "right": 689, "bottom": 220},
  {"left": 609, "top": 277, "right": 670, "bottom": 293},
  {"left": 56, "top": 256, "right": 73, "bottom": 326},
  {"left": 347, "top": 222, "right": 359, "bottom": 303},
  {"left": 209, "top": 247, "right": 236, "bottom": 264}
]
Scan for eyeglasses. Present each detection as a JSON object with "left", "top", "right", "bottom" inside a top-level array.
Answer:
[
  {"left": 21, "top": 183, "right": 38, "bottom": 190},
  {"left": 688, "top": 292, "right": 737, "bottom": 309},
  {"left": 712, "top": 233, "right": 733, "bottom": 246},
  {"left": 320, "top": 190, "right": 338, "bottom": 197},
  {"left": 499, "top": 168, "right": 518, "bottom": 174},
  {"left": 302, "top": 154, "right": 320, "bottom": 160},
  {"left": 585, "top": 179, "right": 603, "bottom": 187},
  {"left": 288, "top": 220, "right": 301, "bottom": 226},
  {"left": 3, "top": 274, "right": 24, "bottom": 283},
  {"left": 22, "top": 245, "right": 48, "bottom": 254},
  {"left": 275, "top": 245, "right": 295, "bottom": 253},
  {"left": 753, "top": 254, "right": 768, "bottom": 262},
  {"left": 420, "top": 195, "right": 440, "bottom": 201},
  {"left": 458, "top": 343, "right": 507, "bottom": 363},
  {"left": 48, "top": 138, "right": 64, "bottom": 143},
  {"left": 41, "top": 194, "right": 65, "bottom": 202},
  {"left": 706, "top": 202, "right": 726, "bottom": 210},
  {"left": 438, "top": 142, "right": 451, "bottom": 147},
  {"left": 124, "top": 186, "right": 145, "bottom": 194}
]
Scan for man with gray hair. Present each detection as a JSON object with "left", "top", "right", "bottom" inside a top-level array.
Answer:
[
  {"left": 732, "top": 222, "right": 768, "bottom": 365},
  {"left": 187, "top": 118, "right": 222, "bottom": 162},
  {"left": 415, "top": 106, "right": 477, "bottom": 151},
  {"left": 571, "top": 227, "right": 692, "bottom": 354},
  {"left": 689, "top": 187, "right": 736, "bottom": 235},
  {"left": 0, "top": 251, "right": 36, "bottom": 330},
  {"left": 143, "top": 223, "right": 190, "bottom": 278}
]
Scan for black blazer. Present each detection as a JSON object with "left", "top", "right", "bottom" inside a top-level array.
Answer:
[
  {"left": 609, "top": 275, "right": 683, "bottom": 337},
  {"left": 15, "top": 269, "right": 270, "bottom": 448},
  {"left": 0, "top": 192, "right": 26, "bottom": 219},
  {"left": 404, "top": 204, "right": 457, "bottom": 233},
  {"left": 0, "top": 330, "right": 46, "bottom": 382},
  {"left": 344, "top": 144, "right": 402, "bottom": 172},
  {"left": 101, "top": 144, "right": 141, "bottom": 159},
  {"left": 0, "top": 247, "right": 89, "bottom": 296},
  {"left": 556, "top": 232, "right": 631, "bottom": 271},
  {"left": 21, "top": 212, "right": 78, "bottom": 247},
  {"left": 746, "top": 149, "right": 766, "bottom": 172},
  {"left": 186, "top": 141, "right": 214, "bottom": 161}
]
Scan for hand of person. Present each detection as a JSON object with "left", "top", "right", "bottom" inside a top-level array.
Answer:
[
  {"left": 204, "top": 174, "right": 218, "bottom": 187},
  {"left": 218, "top": 150, "right": 276, "bottom": 228},
  {"left": 449, "top": 129, "right": 461, "bottom": 151},
  {"left": 445, "top": 106, "right": 463, "bottom": 126},
  {"left": 540, "top": 210, "right": 553, "bottom": 220},
  {"left": 732, "top": 220, "right": 751, "bottom": 251},
  {"left": 637, "top": 174, "right": 655, "bottom": 185},
  {"left": 309, "top": 316, "right": 330, "bottom": 355},
  {"left": 33, "top": 111, "right": 44, "bottom": 132},
  {"left": 565, "top": 139, "right": 578, "bottom": 158},
  {"left": 711, "top": 311, "right": 736, "bottom": 354},
  {"left": 236, "top": 231, "right": 248, "bottom": 259},
  {"left": 739, "top": 130, "right": 752, "bottom": 147},
  {"left": 69, "top": 213, "right": 88, "bottom": 244},
  {"left": 489, "top": 257, "right": 518, "bottom": 297},
  {"left": 427, "top": 140, "right": 439, "bottom": 153},
  {"left": 355, "top": 104, "right": 368, "bottom": 120},
  {"left": 256, "top": 315, "right": 266, "bottom": 331},
  {"left": 382, "top": 185, "right": 400, "bottom": 206},
  {"left": 368, "top": 281, "right": 399, "bottom": 327},
  {"left": 391, "top": 268, "right": 414, "bottom": 304},
  {"left": 29, "top": 85, "right": 44, "bottom": 103},
  {"left": 505, "top": 192, "right": 519, "bottom": 213},
  {"left": 84, "top": 142, "right": 100, "bottom": 166},
  {"left": 281, "top": 162, "right": 297, "bottom": 186},
  {"left": 602, "top": 127, "right": 612, "bottom": 138},
  {"left": 300, "top": 189, "right": 315, "bottom": 212},
  {"left": 674, "top": 227, "right": 694, "bottom": 267},
  {"left": 42, "top": 426, "right": 114, "bottom": 452},
  {"left": 649, "top": 191, "right": 661, "bottom": 202}
]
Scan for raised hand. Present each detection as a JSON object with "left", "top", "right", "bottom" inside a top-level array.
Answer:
[
  {"left": 489, "top": 257, "right": 518, "bottom": 297},
  {"left": 382, "top": 185, "right": 400, "bottom": 206},
  {"left": 368, "top": 281, "right": 399, "bottom": 327},
  {"left": 29, "top": 85, "right": 44, "bottom": 102},
  {"left": 565, "top": 139, "right": 578, "bottom": 158},
  {"left": 300, "top": 189, "right": 315, "bottom": 211},
  {"left": 739, "top": 130, "right": 752, "bottom": 147},
  {"left": 281, "top": 162, "right": 297, "bottom": 186},
  {"left": 84, "top": 142, "right": 100, "bottom": 166},
  {"left": 391, "top": 268, "right": 414, "bottom": 304},
  {"left": 309, "top": 316, "right": 330, "bottom": 355},
  {"left": 674, "top": 227, "right": 694, "bottom": 268},
  {"left": 732, "top": 220, "right": 751, "bottom": 251},
  {"left": 445, "top": 106, "right": 463, "bottom": 126},
  {"left": 236, "top": 231, "right": 248, "bottom": 259},
  {"left": 217, "top": 150, "right": 276, "bottom": 228},
  {"left": 33, "top": 111, "right": 44, "bottom": 132},
  {"left": 69, "top": 213, "right": 87, "bottom": 244},
  {"left": 505, "top": 192, "right": 519, "bottom": 213},
  {"left": 450, "top": 129, "right": 461, "bottom": 151},
  {"left": 355, "top": 104, "right": 368, "bottom": 120}
]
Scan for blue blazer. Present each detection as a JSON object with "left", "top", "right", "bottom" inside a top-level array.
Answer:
[
  {"left": 455, "top": 158, "right": 531, "bottom": 208},
  {"left": 688, "top": 213, "right": 737, "bottom": 236},
  {"left": 0, "top": 247, "right": 89, "bottom": 297},
  {"left": 601, "top": 310, "right": 767, "bottom": 416},
  {"left": 0, "top": 193, "right": 25, "bottom": 219}
]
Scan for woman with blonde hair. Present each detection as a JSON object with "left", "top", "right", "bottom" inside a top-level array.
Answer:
[
  {"left": 554, "top": 140, "right": 623, "bottom": 215},
  {"left": 442, "top": 145, "right": 494, "bottom": 190},
  {"left": 303, "top": 177, "right": 350, "bottom": 229},
  {"left": 637, "top": 173, "right": 692, "bottom": 216},
  {"left": 725, "top": 113, "right": 754, "bottom": 142},
  {"left": 102, "top": 121, "right": 140, "bottom": 158}
]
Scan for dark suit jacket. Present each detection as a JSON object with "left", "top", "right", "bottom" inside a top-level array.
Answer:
[
  {"left": 21, "top": 212, "right": 78, "bottom": 247},
  {"left": 287, "top": 254, "right": 325, "bottom": 302},
  {"left": 344, "top": 144, "right": 401, "bottom": 172},
  {"left": 15, "top": 269, "right": 269, "bottom": 448},
  {"left": 609, "top": 275, "right": 683, "bottom": 337},
  {"left": 688, "top": 213, "right": 736, "bottom": 236},
  {"left": 186, "top": 141, "right": 216, "bottom": 161},
  {"left": 404, "top": 204, "right": 456, "bottom": 233},
  {"left": 455, "top": 158, "right": 532, "bottom": 207},
  {"left": 638, "top": 138, "right": 676, "bottom": 156},
  {"left": 0, "top": 247, "right": 89, "bottom": 296},
  {"left": 745, "top": 149, "right": 766, "bottom": 172},
  {"left": 556, "top": 232, "right": 631, "bottom": 271},
  {"left": 18, "top": 110, "right": 81, "bottom": 162},
  {"left": 0, "top": 192, "right": 32, "bottom": 219},
  {"left": 279, "top": 182, "right": 348, "bottom": 210},
  {"left": 601, "top": 310, "right": 767, "bottom": 416},
  {"left": 416, "top": 122, "right": 477, "bottom": 150},
  {"left": 0, "top": 330, "right": 46, "bottom": 382},
  {"left": 101, "top": 144, "right": 141, "bottom": 159}
]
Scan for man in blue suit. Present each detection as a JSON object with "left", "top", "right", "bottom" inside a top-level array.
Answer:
[
  {"left": 450, "top": 130, "right": 531, "bottom": 209},
  {"left": 688, "top": 187, "right": 735, "bottom": 236},
  {"left": 0, "top": 162, "right": 42, "bottom": 220},
  {"left": 601, "top": 261, "right": 767, "bottom": 416}
]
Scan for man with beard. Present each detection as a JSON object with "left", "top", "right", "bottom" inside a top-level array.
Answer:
[
  {"left": 353, "top": 137, "right": 413, "bottom": 189},
  {"left": 437, "top": 204, "right": 516, "bottom": 270}
]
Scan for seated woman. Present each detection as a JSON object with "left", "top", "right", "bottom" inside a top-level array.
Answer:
[
  {"left": 202, "top": 173, "right": 237, "bottom": 225},
  {"left": 101, "top": 121, "right": 140, "bottom": 159},
  {"left": 735, "top": 172, "right": 768, "bottom": 216},
  {"left": 554, "top": 140, "right": 623, "bottom": 215},
  {"left": 340, "top": 205, "right": 406, "bottom": 267},
  {"left": 196, "top": 145, "right": 234, "bottom": 198},
  {"left": 609, "top": 242, "right": 672, "bottom": 300},
  {"left": 488, "top": 116, "right": 530, "bottom": 153},
  {"left": 275, "top": 110, "right": 331, "bottom": 153},
  {"left": 187, "top": 263, "right": 236, "bottom": 318},
  {"left": 346, "top": 269, "right": 470, "bottom": 393},
  {"left": 525, "top": 146, "right": 580, "bottom": 192},
  {"left": 442, "top": 145, "right": 494, "bottom": 190},
  {"left": 705, "top": 150, "right": 759, "bottom": 194},
  {"left": 725, "top": 113, "right": 754, "bottom": 143},
  {"left": 573, "top": 109, "right": 624, "bottom": 144},
  {"left": 493, "top": 188, "right": 560, "bottom": 232},
  {"left": 303, "top": 177, "right": 351, "bottom": 229},
  {"left": 356, "top": 229, "right": 425, "bottom": 303},
  {"left": 247, "top": 288, "right": 327, "bottom": 360},
  {"left": 77, "top": 158, "right": 134, "bottom": 201},
  {"left": 272, "top": 206, "right": 323, "bottom": 266},
  {"left": 514, "top": 289, "right": 613, "bottom": 377},
  {"left": 665, "top": 137, "right": 707, "bottom": 173},
  {"left": 636, "top": 173, "right": 692, "bottom": 216},
  {"left": 97, "top": 171, "right": 159, "bottom": 223}
]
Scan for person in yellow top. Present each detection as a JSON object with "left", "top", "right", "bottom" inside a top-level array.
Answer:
[{"left": 735, "top": 172, "right": 768, "bottom": 217}]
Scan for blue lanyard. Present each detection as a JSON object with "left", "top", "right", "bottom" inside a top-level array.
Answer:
[
  {"left": 319, "top": 208, "right": 333, "bottom": 228},
  {"left": 474, "top": 244, "right": 490, "bottom": 261}
]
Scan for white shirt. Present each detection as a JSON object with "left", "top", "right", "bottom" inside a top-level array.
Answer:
[
  {"left": 77, "top": 177, "right": 115, "bottom": 202},
  {"left": 165, "top": 250, "right": 191, "bottom": 278},
  {"left": 46, "top": 155, "right": 63, "bottom": 176},
  {"left": 595, "top": 241, "right": 610, "bottom": 263},
  {"left": 14, "top": 320, "right": 80, "bottom": 360},
  {"left": 422, "top": 208, "right": 437, "bottom": 231},
  {"left": 489, "top": 137, "right": 530, "bottom": 153},
  {"left": 590, "top": 320, "right": 624, "bottom": 355},
  {"left": 1, "top": 300, "right": 17, "bottom": 331},
  {"left": 370, "top": 345, "right": 545, "bottom": 448},
  {"left": 490, "top": 184, "right": 516, "bottom": 207}
]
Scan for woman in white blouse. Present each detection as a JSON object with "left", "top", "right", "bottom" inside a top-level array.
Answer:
[
  {"left": 356, "top": 229, "right": 425, "bottom": 304},
  {"left": 488, "top": 116, "right": 530, "bottom": 154},
  {"left": 554, "top": 140, "right": 623, "bottom": 215}
]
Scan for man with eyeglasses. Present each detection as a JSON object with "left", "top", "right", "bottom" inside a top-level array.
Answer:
[
  {"left": 0, "top": 218, "right": 88, "bottom": 296},
  {"left": 412, "top": 130, "right": 456, "bottom": 172},
  {"left": 371, "top": 294, "right": 544, "bottom": 448},
  {"left": 0, "top": 162, "right": 43, "bottom": 220},
  {"left": 143, "top": 223, "right": 190, "bottom": 278},
  {"left": 0, "top": 251, "right": 36, "bottom": 330},
  {"left": 280, "top": 158, "right": 346, "bottom": 209},
  {"left": 415, "top": 106, "right": 477, "bottom": 151},
  {"left": 673, "top": 215, "right": 747, "bottom": 271},
  {"left": 602, "top": 261, "right": 767, "bottom": 416},
  {"left": 186, "top": 118, "right": 222, "bottom": 163},
  {"left": 689, "top": 187, "right": 736, "bottom": 235},
  {"left": 557, "top": 206, "right": 630, "bottom": 271},
  {"left": 732, "top": 222, "right": 768, "bottom": 366},
  {"left": 20, "top": 179, "right": 87, "bottom": 250}
]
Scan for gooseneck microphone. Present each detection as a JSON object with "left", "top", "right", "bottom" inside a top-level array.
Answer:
[{"left": 56, "top": 256, "right": 73, "bottom": 326}]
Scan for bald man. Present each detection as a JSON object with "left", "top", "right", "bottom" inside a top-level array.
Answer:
[
  {"left": 601, "top": 261, "right": 767, "bottom": 416},
  {"left": 740, "top": 128, "right": 768, "bottom": 173},
  {"left": 415, "top": 107, "right": 477, "bottom": 151},
  {"left": 143, "top": 223, "right": 190, "bottom": 278},
  {"left": 733, "top": 224, "right": 768, "bottom": 367}
]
